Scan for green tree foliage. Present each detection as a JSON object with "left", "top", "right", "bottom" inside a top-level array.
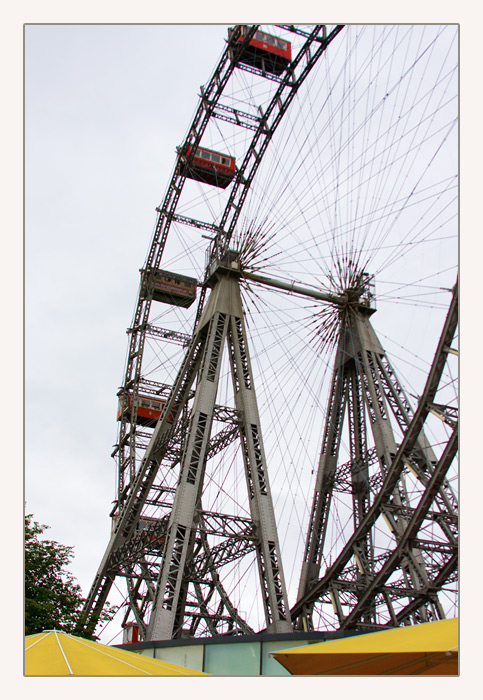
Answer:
[{"left": 25, "top": 513, "right": 115, "bottom": 638}]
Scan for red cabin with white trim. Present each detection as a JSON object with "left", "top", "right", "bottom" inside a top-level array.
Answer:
[
  {"left": 117, "top": 392, "right": 165, "bottom": 426},
  {"left": 180, "top": 145, "right": 236, "bottom": 189},
  {"left": 229, "top": 26, "right": 292, "bottom": 75}
]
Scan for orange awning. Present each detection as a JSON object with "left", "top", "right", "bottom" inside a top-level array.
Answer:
[{"left": 272, "top": 618, "right": 458, "bottom": 675}]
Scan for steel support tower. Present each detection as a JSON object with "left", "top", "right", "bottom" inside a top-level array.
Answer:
[
  {"left": 292, "top": 278, "right": 458, "bottom": 631},
  {"left": 78, "top": 257, "right": 293, "bottom": 640}
]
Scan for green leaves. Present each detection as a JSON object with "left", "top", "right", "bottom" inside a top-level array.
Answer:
[{"left": 25, "top": 513, "right": 116, "bottom": 638}]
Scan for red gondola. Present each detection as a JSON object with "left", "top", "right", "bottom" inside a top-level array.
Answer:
[
  {"left": 117, "top": 392, "right": 166, "bottom": 426},
  {"left": 229, "top": 26, "right": 292, "bottom": 75},
  {"left": 180, "top": 145, "right": 236, "bottom": 189}
]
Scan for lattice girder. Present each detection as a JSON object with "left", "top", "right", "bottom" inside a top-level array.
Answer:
[
  {"left": 294, "top": 289, "right": 458, "bottom": 631},
  {"left": 145, "top": 270, "right": 292, "bottom": 640}
]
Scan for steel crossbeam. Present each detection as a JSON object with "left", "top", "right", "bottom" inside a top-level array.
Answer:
[{"left": 206, "top": 100, "right": 266, "bottom": 130}]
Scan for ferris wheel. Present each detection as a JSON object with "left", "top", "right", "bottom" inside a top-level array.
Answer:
[{"left": 76, "top": 24, "right": 458, "bottom": 642}]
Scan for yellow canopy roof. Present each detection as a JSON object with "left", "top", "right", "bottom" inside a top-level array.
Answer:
[
  {"left": 272, "top": 618, "right": 458, "bottom": 676},
  {"left": 25, "top": 630, "right": 208, "bottom": 676}
]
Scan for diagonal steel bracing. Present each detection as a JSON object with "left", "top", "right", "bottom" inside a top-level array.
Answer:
[
  {"left": 147, "top": 270, "right": 291, "bottom": 639},
  {"left": 78, "top": 268, "right": 292, "bottom": 639},
  {"left": 294, "top": 286, "right": 458, "bottom": 631}
]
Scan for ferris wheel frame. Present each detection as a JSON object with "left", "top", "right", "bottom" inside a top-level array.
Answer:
[{"left": 76, "top": 24, "right": 458, "bottom": 642}]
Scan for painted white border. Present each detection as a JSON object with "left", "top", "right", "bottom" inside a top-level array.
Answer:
[{"left": 6, "top": 2, "right": 480, "bottom": 696}]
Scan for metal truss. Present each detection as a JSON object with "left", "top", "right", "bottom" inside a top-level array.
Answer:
[
  {"left": 77, "top": 266, "right": 292, "bottom": 639},
  {"left": 146, "top": 268, "right": 291, "bottom": 639},
  {"left": 292, "top": 283, "right": 458, "bottom": 631},
  {"left": 113, "top": 23, "right": 342, "bottom": 510}
]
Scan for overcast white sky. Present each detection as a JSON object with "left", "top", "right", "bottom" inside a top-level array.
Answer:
[
  {"left": 23, "top": 24, "right": 235, "bottom": 642},
  {"left": 5, "top": 3, "right": 483, "bottom": 692}
]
